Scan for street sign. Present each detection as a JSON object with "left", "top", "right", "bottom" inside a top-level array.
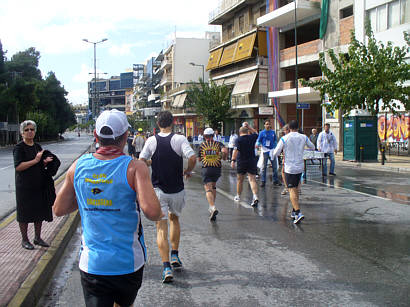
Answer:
[
  {"left": 296, "top": 103, "right": 310, "bottom": 109},
  {"left": 258, "top": 106, "right": 273, "bottom": 115}
]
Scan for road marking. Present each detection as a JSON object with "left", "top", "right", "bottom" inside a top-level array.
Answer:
[
  {"left": 214, "top": 186, "right": 253, "bottom": 209},
  {"left": 0, "top": 165, "right": 13, "bottom": 171}
]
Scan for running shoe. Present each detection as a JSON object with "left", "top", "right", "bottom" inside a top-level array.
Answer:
[
  {"left": 170, "top": 254, "right": 182, "bottom": 269},
  {"left": 273, "top": 181, "right": 282, "bottom": 186},
  {"left": 290, "top": 211, "right": 296, "bottom": 219},
  {"left": 294, "top": 213, "right": 304, "bottom": 224},
  {"left": 250, "top": 198, "right": 259, "bottom": 207},
  {"left": 234, "top": 195, "right": 240, "bottom": 202},
  {"left": 209, "top": 207, "right": 219, "bottom": 222},
  {"left": 162, "top": 267, "right": 173, "bottom": 283},
  {"left": 281, "top": 189, "right": 288, "bottom": 195}
]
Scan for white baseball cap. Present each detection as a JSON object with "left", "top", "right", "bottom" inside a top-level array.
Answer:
[
  {"left": 203, "top": 127, "right": 214, "bottom": 135},
  {"left": 95, "top": 109, "right": 130, "bottom": 139}
]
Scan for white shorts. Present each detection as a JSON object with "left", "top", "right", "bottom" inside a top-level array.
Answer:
[{"left": 154, "top": 188, "right": 185, "bottom": 220}]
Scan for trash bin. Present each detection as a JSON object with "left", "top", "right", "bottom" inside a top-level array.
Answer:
[{"left": 343, "top": 113, "right": 378, "bottom": 162}]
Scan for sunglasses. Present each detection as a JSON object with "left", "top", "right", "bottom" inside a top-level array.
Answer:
[{"left": 24, "top": 128, "right": 35, "bottom": 132}]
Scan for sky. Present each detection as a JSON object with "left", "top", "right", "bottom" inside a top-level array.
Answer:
[{"left": 0, "top": 0, "right": 221, "bottom": 105}]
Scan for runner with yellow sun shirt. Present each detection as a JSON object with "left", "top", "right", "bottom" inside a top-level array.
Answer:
[{"left": 198, "top": 128, "right": 228, "bottom": 221}]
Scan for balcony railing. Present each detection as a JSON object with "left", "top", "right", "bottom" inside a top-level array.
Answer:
[
  {"left": 209, "top": 0, "right": 244, "bottom": 22},
  {"left": 280, "top": 39, "right": 320, "bottom": 62},
  {"left": 280, "top": 76, "right": 321, "bottom": 90}
]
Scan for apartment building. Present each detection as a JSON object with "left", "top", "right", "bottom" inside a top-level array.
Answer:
[
  {"left": 207, "top": 0, "right": 270, "bottom": 134},
  {"left": 88, "top": 71, "right": 135, "bottom": 115},
  {"left": 155, "top": 36, "right": 214, "bottom": 136},
  {"left": 257, "top": 0, "right": 355, "bottom": 146},
  {"left": 134, "top": 59, "right": 162, "bottom": 130}
]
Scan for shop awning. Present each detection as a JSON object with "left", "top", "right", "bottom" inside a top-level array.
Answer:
[
  {"left": 176, "top": 93, "right": 187, "bottom": 108},
  {"left": 268, "top": 87, "right": 320, "bottom": 103},
  {"left": 234, "top": 33, "right": 256, "bottom": 63},
  {"left": 224, "top": 75, "right": 238, "bottom": 85},
  {"left": 206, "top": 48, "right": 223, "bottom": 71},
  {"left": 231, "top": 70, "right": 258, "bottom": 95},
  {"left": 219, "top": 42, "right": 238, "bottom": 67},
  {"left": 172, "top": 95, "right": 182, "bottom": 108},
  {"left": 212, "top": 78, "right": 225, "bottom": 86}
]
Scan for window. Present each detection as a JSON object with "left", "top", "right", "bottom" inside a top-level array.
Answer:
[
  {"left": 389, "top": 1, "right": 401, "bottom": 28},
  {"left": 260, "top": 5, "right": 266, "bottom": 17},
  {"left": 227, "top": 23, "right": 233, "bottom": 39},
  {"left": 239, "top": 15, "right": 244, "bottom": 33},
  {"left": 402, "top": 0, "right": 410, "bottom": 23},
  {"left": 340, "top": 5, "right": 353, "bottom": 19},
  {"left": 367, "top": 0, "right": 409, "bottom": 33},
  {"left": 378, "top": 5, "right": 387, "bottom": 31}
]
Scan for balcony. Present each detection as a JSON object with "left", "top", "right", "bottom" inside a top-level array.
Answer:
[
  {"left": 160, "top": 56, "right": 172, "bottom": 71},
  {"left": 339, "top": 16, "right": 354, "bottom": 46},
  {"left": 159, "top": 73, "right": 172, "bottom": 87},
  {"left": 209, "top": 0, "right": 260, "bottom": 25},
  {"left": 257, "top": 0, "right": 320, "bottom": 29},
  {"left": 280, "top": 39, "right": 320, "bottom": 62},
  {"left": 270, "top": 76, "right": 321, "bottom": 103}
]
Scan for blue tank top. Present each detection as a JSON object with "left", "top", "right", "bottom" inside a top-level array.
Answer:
[
  {"left": 74, "top": 153, "right": 146, "bottom": 275},
  {"left": 151, "top": 133, "right": 184, "bottom": 193}
]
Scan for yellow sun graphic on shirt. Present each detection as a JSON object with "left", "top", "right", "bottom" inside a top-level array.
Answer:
[{"left": 200, "top": 141, "right": 222, "bottom": 167}]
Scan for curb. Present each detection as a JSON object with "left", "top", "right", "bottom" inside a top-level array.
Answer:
[
  {"left": 336, "top": 160, "right": 410, "bottom": 174},
  {"left": 7, "top": 211, "right": 80, "bottom": 307}
]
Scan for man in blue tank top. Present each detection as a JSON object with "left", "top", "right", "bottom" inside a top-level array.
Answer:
[
  {"left": 53, "top": 109, "right": 163, "bottom": 307},
  {"left": 140, "top": 111, "right": 197, "bottom": 283}
]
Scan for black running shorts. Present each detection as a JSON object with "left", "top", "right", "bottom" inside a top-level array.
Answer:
[
  {"left": 201, "top": 167, "right": 221, "bottom": 184},
  {"left": 284, "top": 172, "right": 302, "bottom": 188},
  {"left": 80, "top": 266, "right": 144, "bottom": 307},
  {"left": 237, "top": 159, "right": 257, "bottom": 175}
]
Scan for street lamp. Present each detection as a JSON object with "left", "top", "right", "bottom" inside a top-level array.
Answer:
[
  {"left": 189, "top": 62, "right": 205, "bottom": 81},
  {"left": 83, "top": 38, "right": 108, "bottom": 118}
]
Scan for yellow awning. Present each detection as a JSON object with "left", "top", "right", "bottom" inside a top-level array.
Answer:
[
  {"left": 234, "top": 32, "right": 256, "bottom": 62},
  {"left": 231, "top": 70, "right": 258, "bottom": 95},
  {"left": 258, "top": 30, "right": 268, "bottom": 57},
  {"left": 219, "top": 42, "right": 238, "bottom": 67},
  {"left": 206, "top": 48, "right": 223, "bottom": 71}
]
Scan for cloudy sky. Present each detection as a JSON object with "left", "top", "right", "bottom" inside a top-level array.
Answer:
[{"left": 0, "top": 0, "right": 221, "bottom": 105}]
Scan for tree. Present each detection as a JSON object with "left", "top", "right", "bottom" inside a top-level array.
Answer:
[
  {"left": 185, "top": 80, "right": 233, "bottom": 130},
  {"left": 302, "top": 22, "right": 409, "bottom": 116}
]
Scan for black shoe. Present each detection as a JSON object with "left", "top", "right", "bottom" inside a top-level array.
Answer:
[
  {"left": 22, "top": 240, "right": 34, "bottom": 250},
  {"left": 33, "top": 238, "right": 50, "bottom": 247},
  {"left": 329, "top": 172, "right": 336, "bottom": 176},
  {"left": 273, "top": 181, "right": 282, "bottom": 186},
  {"left": 260, "top": 182, "right": 266, "bottom": 187}
]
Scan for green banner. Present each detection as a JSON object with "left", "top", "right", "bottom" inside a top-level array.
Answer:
[{"left": 319, "top": 0, "right": 329, "bottom": 39}]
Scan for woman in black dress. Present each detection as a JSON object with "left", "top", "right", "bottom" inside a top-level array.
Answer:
[{"left": 13, "top": 120, "right": 54, "bottom": 250}]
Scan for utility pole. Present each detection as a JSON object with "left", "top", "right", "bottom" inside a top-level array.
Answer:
[{"left": 83, "top": 38, "right": 108, "bottom": 118}]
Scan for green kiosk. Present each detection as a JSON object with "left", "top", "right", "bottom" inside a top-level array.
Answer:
[{"left": 343, "top": 111, "right": 378, "bottom": 162}]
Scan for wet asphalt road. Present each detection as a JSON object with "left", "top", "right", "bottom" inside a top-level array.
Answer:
[{"left": 40, "top": 154, "right": 410, "bottom": 307}]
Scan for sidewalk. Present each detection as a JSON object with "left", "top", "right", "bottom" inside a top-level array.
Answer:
[
  {"left": 0, "top": 177, "right": 80, "bottom": 307},
  {"left": 334, "top": 152, "right": 410, "bottom": 173}
]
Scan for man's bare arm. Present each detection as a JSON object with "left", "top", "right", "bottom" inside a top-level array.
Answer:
[
  {"left": 53, "top": 161, "right": 78, "bottom": 216},
  {"left": 134, "top": 161, "right": 162, "bottom": 221}
]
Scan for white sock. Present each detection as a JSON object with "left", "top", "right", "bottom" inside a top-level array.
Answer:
[{"left": 253, "top": 194, "right": 258, "bottom": 200}]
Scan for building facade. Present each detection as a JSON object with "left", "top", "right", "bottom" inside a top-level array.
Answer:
[
  {"left": 355, "top": 0, "right": 409, "bottom": 149},
  {"left": 87, "top": 71, "right": 135, "bottom": 116},
  {"left": 258, "top": 0, "right": 355, "bottom": 148},
  {"left": 156, "top": 36, "right": 214, "bottom": 136},
  {"left": 208, "top": 0, "right": 270, "bottom": 134}
]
